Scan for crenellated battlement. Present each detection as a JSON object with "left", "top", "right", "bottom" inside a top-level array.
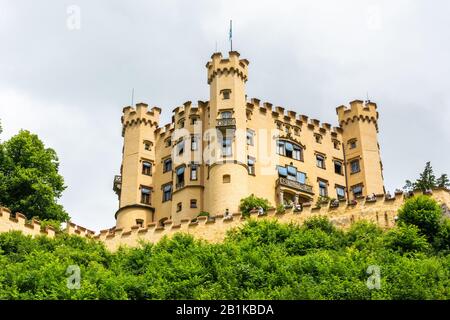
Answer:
[
  {"left": 121, "top": 103, "right": 161, "bottom": 137},
  {"left": 1, "top": 189, "right": 449, "bottom": 251},
  {"left": 0, "top": 207, "right": 56, "bottom": 237},
  {"left": 206, "top": 51, "right": 249, "bottom": 84},
  {"left": 336, "top": 100, "right": 379, "bottom": 131},
  {"left": 246, "top": 98, "right": 343, "bottom": 135}
]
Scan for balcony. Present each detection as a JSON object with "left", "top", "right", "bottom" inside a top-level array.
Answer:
[
  {"left": 176, "top": 181, "right": 185, "bottom": 190},
  {"left": 277, "top": 177, "right": 314, "bottom": 194},
  {"left": 216, "top": 118, "right": 236, "bottom": 128},
  {"left": 113, "top": 175, "right": 122, "bottom": 195}
]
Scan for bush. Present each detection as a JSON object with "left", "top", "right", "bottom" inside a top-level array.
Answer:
[
  {"left": 384, "top": 224, "right": 430, "bottom": 254},
  {"left": 238, "top": 194, "right": 270, "bottom": 218},
  {"left": 397, "top": 195, "right": 442, "bottom": 241}
]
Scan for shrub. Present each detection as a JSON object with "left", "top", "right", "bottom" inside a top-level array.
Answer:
[
  {"left": 397, "top": 195, "right": 442, "bottom": 241},
  {"left": 197, "top": 211, "right": 210, "bottom": 217},
  {"left": 239, "top": 194, "right": 270, "bottom": 218},
  {"left": 384, "top": 224, "right": 430, "bottom": 254}
]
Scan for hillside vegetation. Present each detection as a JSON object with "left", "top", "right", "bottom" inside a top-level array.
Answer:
[{"left": 0, "top": 195, "right": 449, "bottom": 300}]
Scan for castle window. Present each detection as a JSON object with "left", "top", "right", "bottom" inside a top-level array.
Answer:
[
  {"left": 336, "top": 185, "right": 346, "bottom": 200},
  {"left": 277, "top": 165, "right": 306, "bottom": 184},
  {"left": 222, "top": 89, "right": 231, "bottom": 100},
  {"left": 352, "top": 184, "right": 363, "bottom": 198},
  {"left": 140, "top": 186, "right": 151, "bottom": 205},
  {"left": 315, "top": 134, "right": 323, "bottom": 144},
  {"left": 191, "top": 117, "right": 198, "bottom": 125},
  {"left": 191, "top": 135, "right": 198, "bottom": 151},
  {"left": 348, "top": 139, "right": 357, "bottom": 149},
  {"left": 247, "top": 156, "right": 255, "bottom": 175},
  {"left": 220, "top": 111, "right": 232, "bottom": 119},
  {"left": 162, "top": 184, "right": 172, "bottom": 202},
  {"left": 350, "top": 159, "right": 360, "bottom": 174},
  {"left": 318, "top": 180, "right": 328, "bottom": 197},
  {"left": 333, "top": 140, "right": 340, "bottom": 150},
  {"left": 190, "top": 199, "right": 197, "bottom": 208},
  {"left": 316, "top": 155, "right": 325, "bottom": 169},
  {"left": 136, "top": 219, "right": 144, "bottom": 228},
  {"left": 163, "top": 158, "right": 172, "bottom": 173},
  {"left": 285, "top": 126, "right": 290, "bottom": 134},
  {"left": 223, "top": 174, "right": 231, "bottom": 183},
  {"left": 221, "top": 137, "right": 232, "bottom": 157},
  {"left": 246, "top": 129, "right": 254, "bottom": 146},
  {"left": 176, "top": 166, "right": 185, "bottom": 189},
  {"left": 294, "top": 127, "right": 300, "bottom": 136},
  {"left": 179, "top": 120, "right": 185, "bottom": 128},
  {"left": 276, "top": 140, "right": 303, "bottom": 161},
  {"left": 165, "top": 138, "right": 171, "bottom": 147},
  {"left": 176, "top": 140, "right": 185, "bottom": 156},
  {"left": 190, "top": 164, "right": 198, "bottom": 180},
  {"left": 143, "top": 141, "right": 152, "bottom": 151},
  {"left": 176, "top": 202, "right": 182, "bottom": 212},
  {"left": 142, "top": 161, "right": 152, "bottom": 176},
  {"left": 334, "top": 160, "right": 343, "bottom": 175}
]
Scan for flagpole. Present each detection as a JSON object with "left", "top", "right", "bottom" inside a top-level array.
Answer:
[{"left": 230, "top": 20, "right": 233, "bottom": 52}]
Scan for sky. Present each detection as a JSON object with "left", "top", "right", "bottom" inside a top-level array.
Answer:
[{"left": 0, "top": 0, "right": 449, "bottom": 231}]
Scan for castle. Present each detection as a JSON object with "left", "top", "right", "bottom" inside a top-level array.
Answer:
[{"left": 112, "top": 51, "right": 385, "bottom": 231}]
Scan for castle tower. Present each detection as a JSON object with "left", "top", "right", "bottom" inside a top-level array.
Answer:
[
  {"left": 336, "top": 100, "right": 384, "bottom": 199},
  {"left": 203, "top": 51, "right": 250, "bottom": 215},
  {"left": 113, "top": 103, "right": 161, "bottom": 230}
]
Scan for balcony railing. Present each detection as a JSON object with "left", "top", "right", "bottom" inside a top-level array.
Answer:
[
  {"left": 176, "top": 181, "right": 185, "bottom": 190},
  {"left": 277, "top": 177, "right": 314, "bottom": 194},
  {"left": 216, "top": 118, "right": 236, "bottom": 127},
  {"left": 113, "top": 175, "right": 122, "bottom": 194}
]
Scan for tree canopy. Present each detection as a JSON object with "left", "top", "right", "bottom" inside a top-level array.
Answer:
[
  {"left": 404, "top": 162, "right": 449, "bottom": 191},
  {"left": 0, "top": 130, "right": 69, "bottom": 222}
]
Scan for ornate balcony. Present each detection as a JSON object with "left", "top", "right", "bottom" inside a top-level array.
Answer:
[
  {"left": 277, "top": 177, "right": 314, "bottom": 194},
  {"left": 113, "top": 175, "right": 122, "bottom": 195},
  {"left": 216, "top": 118, "right": 236, "bottom": 128}
]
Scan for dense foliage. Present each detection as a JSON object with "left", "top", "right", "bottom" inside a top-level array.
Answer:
[
  {"left": 0, "top": 196, "right": 448, "bottom": 300},
  {"left": 404, "top": 161, "right": 449, "bottom": 191},
  {"left": 0, "top": 130, "right": 68, "bottom": 222},
  {"left": 239, "top": 194, "right": 271, "bottom": 217}
]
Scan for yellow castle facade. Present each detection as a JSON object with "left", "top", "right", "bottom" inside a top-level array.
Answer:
[{"left": 113, "top": 51, "right": 385, "bottom": 231}]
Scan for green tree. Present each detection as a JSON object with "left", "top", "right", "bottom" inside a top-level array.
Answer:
[
  {"left": 397, "top": 195, "right": 442, "bottom": 241},
  {"left": 0, "top": 130, "right": 69, "bottom": 222},
  {"left": 436, "top": 174, "right": 450, "bottom": 189},
  {"left": 238, "top": 194, "right": 270, "bottom": 217}
]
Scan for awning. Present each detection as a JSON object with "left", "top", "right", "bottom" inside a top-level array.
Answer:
[
  {"left": 285, "top": 142, "right": 293, "bottom": 152},
  {"left": 297, "top": 172, "right": 306, "bottom": 184},
  {"left": 287, "top": 166, "right": 297, "bottom": 175},
  {"left": 277, "top": 166, "right": 287, "bottom": 177}
]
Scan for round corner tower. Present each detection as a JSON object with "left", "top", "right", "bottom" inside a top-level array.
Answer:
[
  {"left": 203, "top": 51, "right": 251, "bottom": 215},
  {"left": 114, "top": 103, "right": 161, "bottom": 230}
]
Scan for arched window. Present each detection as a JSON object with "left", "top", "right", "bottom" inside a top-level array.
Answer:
[{"left": 276, "top": 140, "right": 303, "bottom": 161}]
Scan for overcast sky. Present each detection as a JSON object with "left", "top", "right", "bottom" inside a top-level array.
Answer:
[{"left": 0, "top": 0, "right": 449, "bottom": 231}]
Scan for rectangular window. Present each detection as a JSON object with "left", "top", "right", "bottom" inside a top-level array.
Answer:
[
  {"left": 318, "top": 181, "right": 328, "bottom": 197},
  {"left": 179, "top": 120, "right": 184, "bottom": 128},
  {"left": 163, "top": 158, "right": 172, "bottom": 173},
  {"left": 177, "top": 140, "right": 185, "bottom": 156},
  {"left": 165, "top": 139, "right": 171, "bottom": 147},
  {"left": 350, "top": 159, "right": 360, "bottom": 173},
  {"left": 316, "top": 155, "right": 325, "bottom": 169},
  {"left": 222, "top": 138, "right": 232, "bottom": 156},
  {"left": 285, "top": 142, "right": 293, "bottom": 158},
  {"left": 162, "top": 184, "right": 172, "bottom": 202},
  {"left": 221, "top": 111, "right": 232, "bottom": 119},
  {"left": 191, "top": 136, "right": 198, "bottom": 151},
  {"left": 140, "top": 187, "right": 151, "bottom": 205},
  {"left": 315, "top": 134, "right": 322, "bottom": 144},
  {"left": 293, "top": 145, "right": 302, "bottom": 161},
  {"left": 246, "top": 130, "right": 254, "bottom": 146},
  {"left": 247, "top": 157, "right": 255, "bottom": 175},
  {"left": 336, "top": 185, "right": 345, "bottom": 199},
  {"left": 177, "top": 202, "right": 182, "bottom": 212},
  {"left": 142, "top": 161, "right": 152, "bottom": 175},
  {"left": 352, "top": 185, "right": 363, "bottom": 197},
  {"left": 334, "top": 161, "right": 343, "bottom": 175},
  {"left": 190, "top": 165, "right": 198, "bottom": 180},
  {"left": 191, "top": 117, "right": 198, "bottom": 125},
  {"left": 136, "top": 219, "right": 144, "bottom": 228},
  {"left": 176, "top": 166, "right": 185, "bottom": 189},
  {"left": 349, "top": 139, "right": 357, "bottom": 149},
  {"left": 276, "top": 141, "right": 285, "bottom": 156},
  {"left": 190, "top": 199, "right": 197, "bottom": 208}
]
